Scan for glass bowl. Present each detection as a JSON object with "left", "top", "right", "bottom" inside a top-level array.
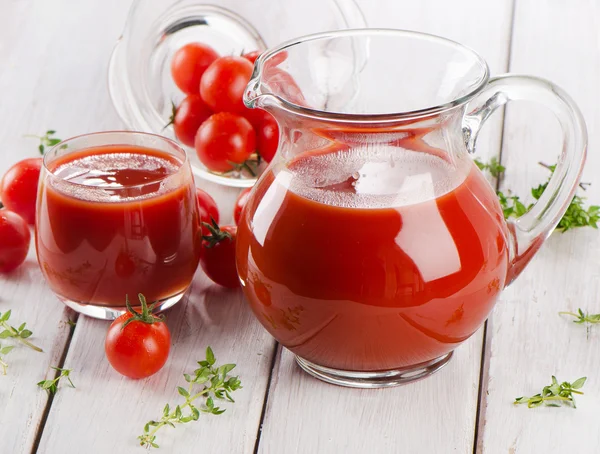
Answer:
[{"left": 108, "top": 0, "right": 367, "bottom": 187}]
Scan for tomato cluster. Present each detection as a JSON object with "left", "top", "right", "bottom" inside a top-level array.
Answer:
[{"left": 169, "top": 43, "right": 279, "bottom": 172}]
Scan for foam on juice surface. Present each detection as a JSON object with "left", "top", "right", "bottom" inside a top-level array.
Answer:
[
  {"left": 283, "top": 145, "right": 469, "bottom": 209},
  {"left": 50, "top": 151, "right": 182, "bottom": 203}
]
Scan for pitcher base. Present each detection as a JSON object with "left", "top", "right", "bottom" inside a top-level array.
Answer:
[{"left": 294, "top": 352, "right": 454, "bottom": 388}]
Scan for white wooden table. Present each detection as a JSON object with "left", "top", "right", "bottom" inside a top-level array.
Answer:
[{"left": 2, "top": 1, "right": 599, "bottom": 453}]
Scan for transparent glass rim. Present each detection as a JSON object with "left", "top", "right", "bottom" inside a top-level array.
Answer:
[
  {"left": 43, "top": 130, "right": 190, "bottom": 192},
  {"left": 248, "top": 28, "right": 491, "bottom": 123}
]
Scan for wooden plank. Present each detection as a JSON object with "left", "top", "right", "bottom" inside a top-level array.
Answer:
[
  {"left": 0, "top": 1, "right": 133, "bottom": 452},
  {"left": 478, "top": 1, "right": 600, "bottom": 453},
  {"left": 0, "top": 245, "right": 73, "bottom": 454},
  {"left": 37, "top": 273, "right": 276, "bottom": 454},
  {"left": 255, "top": 1, "right": 515, "bottom": 453}
]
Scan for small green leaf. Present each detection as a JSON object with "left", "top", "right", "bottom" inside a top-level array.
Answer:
[
  {"left": 206, "top": 397, "right": 214, "bottom": 409},
  {"left": 572, "top": 377, "right": 587, "bottom": 389},
  {"left": 0, "top": 346, "right": 14, "bottom": 355},
  {"left": 0, "top": 330, "right": 12, "bottom": 339},
  {"left": 1, "top": 310, "right": 11, "bottom": 322},
  {"left": 218, "top": 363, "right": 236, "bottom": 376},
  {"left": 20, "top": 329, "right": 32, "bottom": 339},
  {"left": 177, "top": 386, "right": 189, "bottom": 398},
  {"left": 206, "top": 346, "right": 216, "bottom": 366}
]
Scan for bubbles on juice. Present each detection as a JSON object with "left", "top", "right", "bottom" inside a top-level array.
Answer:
[
  {"left": 50, "top": 152, "right": 182, "bottom": 202},
  {"left": 286, "top": 145, "right": 469, "bottom": 209}
]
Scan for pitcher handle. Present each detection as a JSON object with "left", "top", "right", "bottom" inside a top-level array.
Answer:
[{"left": 462, "top": 75, "right": 587, "bottom": 285}]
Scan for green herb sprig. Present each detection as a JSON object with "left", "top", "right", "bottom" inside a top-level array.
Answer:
[
  {"left": 37, "top": 366, "right": 75, "bottom": 394},
  {"left": 476, "top": 159, "right": 599, "bottom": 232},
  {"left": 514, "top": 376, "right": 586, "bottom": 408},
  {"left": 0, "top": 310, "right": 43, "bottom": 352},
  {"left": 25, "top": 130, "right": 64, "bottom": 155},
  {"left": 138, "top": 346, "right": 242, "bottom": 449},
  {"left": 474, "top": 157, "right": 505, "bottom": 178},
  {"left": 0, "top": 343, "right": 14, "bottom": 375},
  {"left": 559, "top": 308, "right": 600, "bottom": 325}
]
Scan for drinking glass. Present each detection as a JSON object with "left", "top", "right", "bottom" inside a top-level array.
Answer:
[{"left": 36, "top": 131, "right": 201, "bottom": 320}]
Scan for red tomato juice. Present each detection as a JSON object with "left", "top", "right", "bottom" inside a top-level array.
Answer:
[
  {"left": 237, "top": 147, "right": 509, "bottom": 371},
  {"left": 36, "top": 145, "right": 200, "bottom": 307}
]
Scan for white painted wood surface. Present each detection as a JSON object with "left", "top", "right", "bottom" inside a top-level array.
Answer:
[
  {"left": 479, "top": 1, "right": 600, "bottom": 453},
  {"left": 0, "top": 1, "right": 133, "bottom": 452},
  {"left": 1, "top": 0, "right": 599, "bottom": 453}
]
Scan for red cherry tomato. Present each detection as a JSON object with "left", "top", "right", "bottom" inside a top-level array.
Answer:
[
  {"left": 200, "top": 223, "right": 239, "bottom": 288},
  {"left": 195, "top": 112, "right": 256, "bottom": 173},
  {"left": 246, "top": 110, "right": 279, "bottom": 163},
  {"left": 196, "top": 188, "right": 219, "bottom": 225},
  {"left": 171, "top": 95, "right": 212, "bottom": 147},
  {"left": 105, "top": 294, "right": 171, "bottom": 379},
  {"left": 263, "top": 67, "right": 306, "bottom": 106},
  {"left": 0, "top": 158, "right": 42, "bottom": 225},
  {"left": 0, "top": 210, "right": 30, "bottom": 273},
  {"left": 171, "top": 43, "right": 219, "bottom": 95},
  {"left": 200, "top": 56, "right": 253, "bottom": 113},
  {"left": 233, "top": 188, "right": 251, "bottom": 225},
  {"left": 243, "top": 51, "right": 261, "bottom": 64}
]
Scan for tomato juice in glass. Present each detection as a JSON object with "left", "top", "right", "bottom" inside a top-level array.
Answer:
[
  {"left": 36, "top": 132, "right": 200, "bottom": 320},
  {"left": 237, "top": 145, "right": 509, "bottom": 378}
]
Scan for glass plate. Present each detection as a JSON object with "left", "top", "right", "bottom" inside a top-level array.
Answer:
[{"left": 108, "top": 0, "right": 367, "bottom": 187}]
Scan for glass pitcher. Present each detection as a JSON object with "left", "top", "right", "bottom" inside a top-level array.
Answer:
[{"left": 236, "top": 29, "right": 587, "bottom": 388}]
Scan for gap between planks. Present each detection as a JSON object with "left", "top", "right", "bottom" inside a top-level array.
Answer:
[
  {"left": 30, "top": 311, "right": 79, "bottom": 454},
  {"left": 252, "top": 343, "right": 281, "bottom": 454}
]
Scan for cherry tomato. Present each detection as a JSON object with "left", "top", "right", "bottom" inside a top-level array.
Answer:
[
  {"left": 195, "top": 112, "right": 256, "bottom": 173},
  {"left": 200, "top": 56, "right": 253, "bottom": 113},
  {"left": 170, "top": 95, "right": 212, "bottom": 147},
  {"left": 233, "top": 188, "right": 251, "bottom": 225},
  {"left": 200, "top": 222, "right": 239, "bottom": 288},
  {"left": 243, "top": 50, "right": 261, "bottom": 64},
  {"left": 105, "top": 294, "right": 171, "bottom": 379},
  {"left": 0, "top": 210, "right": 30, "bottom": 273},
  {"left": 0, "top": 158, "right": 42, "bottom": 225},
  {"left": 246, "top": 110, "right": 279, "bottom": 163},
  {"left": 196, "top": 188, "right": 219, "bottom": 225},
  {"left": 264, "top": 67, "right": 306, "bottom": 106},
  {"left": 171, "top": 43, "right": 219, "bottom": 95}
]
